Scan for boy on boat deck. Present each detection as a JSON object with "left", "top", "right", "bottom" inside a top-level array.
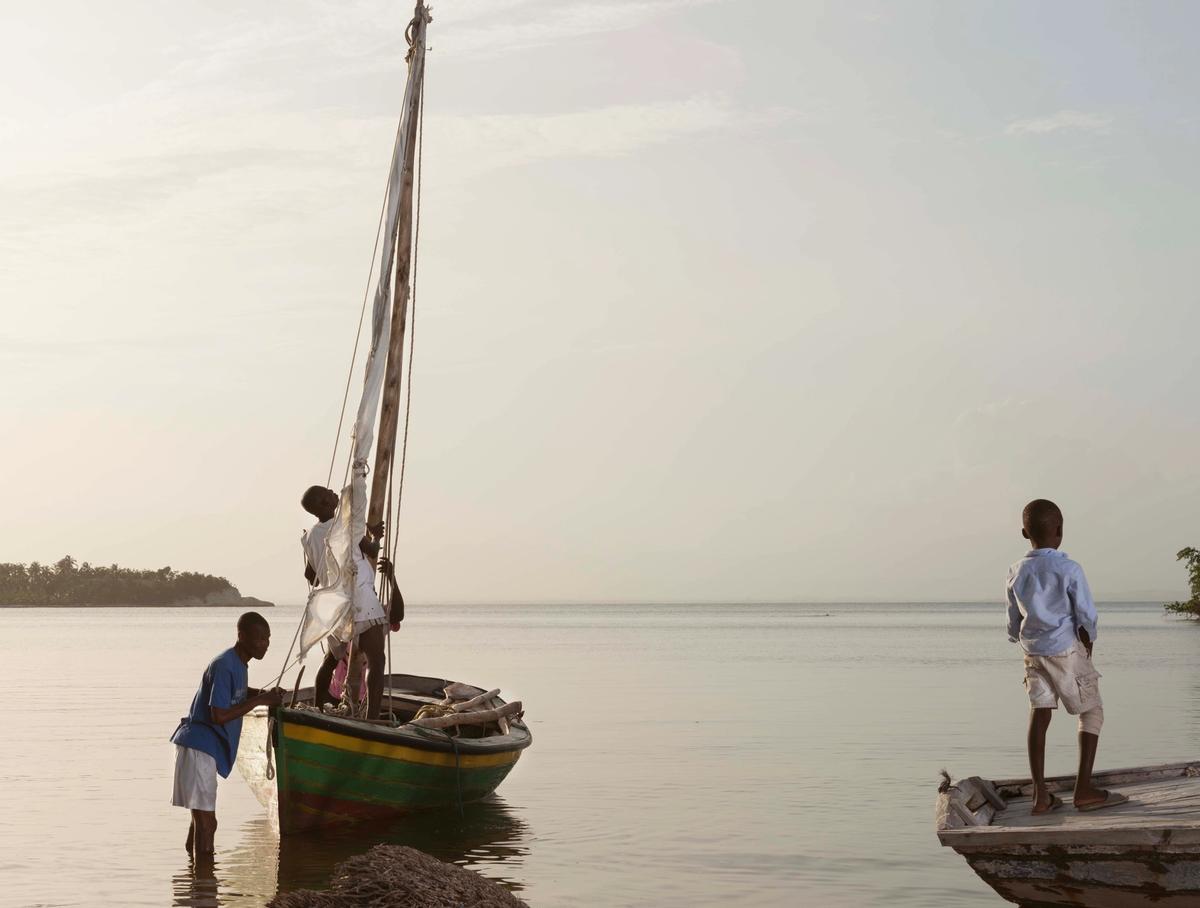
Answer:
[
  {"left": 1007, "top": 499, "right": 1127, "bottom": 815},
  {"left": 170, "top": 612, "right": 283, "bottom": 857},
  {"left": 301, "top": 485, "right": 402, "bottom": 720}
]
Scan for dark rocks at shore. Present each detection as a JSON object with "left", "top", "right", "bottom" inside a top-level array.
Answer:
[{"left": 267, "top": 845, "right": 528, "bottom": 908}]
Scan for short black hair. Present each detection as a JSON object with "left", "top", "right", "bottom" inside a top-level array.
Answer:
[
  {"left": 1022, "top": 499, "right": 1063, "bottom": 541},
  {"left": 237, "top": 611, "right": 270, "bottom": 635},
  {"left": 301, "top": 485, "right": 328, "bottom": 516}
]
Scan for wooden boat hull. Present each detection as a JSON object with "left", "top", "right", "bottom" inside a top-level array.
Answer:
[
  {"left": 955, "top": 843, "right": 1200, "bottom": 907},
  {"left": 238, "top": 674, "right": 531, "bottom": 835},
  {"left": 936, "top": 761, "right": 1200, "bottom": 907}
]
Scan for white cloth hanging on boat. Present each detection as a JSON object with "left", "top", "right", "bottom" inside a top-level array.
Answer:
[{"left": 302, "top": 519, "right": 386, "bottom": 636}]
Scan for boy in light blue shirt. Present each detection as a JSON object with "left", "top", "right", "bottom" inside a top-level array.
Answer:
[{"left": 1006, "top": 499, "right": 1127, "bottom": 814}]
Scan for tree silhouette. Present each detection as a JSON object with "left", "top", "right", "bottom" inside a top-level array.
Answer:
[
  {"left": 0, "top": 557, "right": 239, "bottom": 605},
  {"left": 1164, "top": 547, "right": 1200, "bottom": 617}
]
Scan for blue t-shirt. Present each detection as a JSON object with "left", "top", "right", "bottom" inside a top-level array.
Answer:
[{"left": 170, "top": 647, "right": 248, "bottom": 778}]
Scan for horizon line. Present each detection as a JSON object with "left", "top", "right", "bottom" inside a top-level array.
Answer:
[{"left": 260, "top": 597, "right": 1183, "bottom": 607}]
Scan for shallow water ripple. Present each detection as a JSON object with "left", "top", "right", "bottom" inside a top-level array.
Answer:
[{"left": 3, "top": 602, "right": 1197, "bottom": 906}]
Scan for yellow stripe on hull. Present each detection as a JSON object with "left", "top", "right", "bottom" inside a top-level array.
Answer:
[{"left": 282, "top": 722, "right": 521, "bottom": 769}]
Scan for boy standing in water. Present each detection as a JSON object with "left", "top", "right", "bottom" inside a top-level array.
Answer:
[
  {"left": 1007, "top": 499, "right": 1127, "bottom": 814},
  {"left": 170, "top": 612, "right": 284, "bottom": 857}
]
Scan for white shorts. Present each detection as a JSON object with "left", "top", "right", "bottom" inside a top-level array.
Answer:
[
  {"left": 327, "top": 617, "right": 389, "bottom": 658},
  {"left": 171, "top": 745, "right": 218, "bottom": 812},
  {"left": 1023, "top": 641, "right": 1102, "bottom": 714}
]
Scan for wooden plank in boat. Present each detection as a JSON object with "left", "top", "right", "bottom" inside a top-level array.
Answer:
[
  {"left": 386, "top": 691, "right": 449, "bottom": 705},
  {"left": 936, "top": 776, "right": 1004, "bottom": 830},
  {"left": 409, "top": 701, "right": 522, "bottom": 730}
]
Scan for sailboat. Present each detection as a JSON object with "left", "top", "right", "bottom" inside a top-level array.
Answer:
[{"left": 235, "top": 1, "right": 532, "bottom": 835}]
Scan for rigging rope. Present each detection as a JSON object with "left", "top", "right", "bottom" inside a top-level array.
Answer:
[
  {"left": 269, "top": 619, "right": 304, "bottom": 691},
  {"left": 325, "top": 93, "right": 411, "bottom": 489},
  {"left": 268, "top": 541, "right": 315, "bottom": 688},
  {"left": 393, "top": 71, "right": 425, "bottom": 549}
]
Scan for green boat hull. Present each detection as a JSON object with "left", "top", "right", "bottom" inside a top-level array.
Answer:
[{"left": 238, "top": 675, "right": 531, "bottom": 835}]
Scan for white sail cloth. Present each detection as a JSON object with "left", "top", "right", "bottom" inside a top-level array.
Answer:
[{"left": 296, "top": 13, "right": 428, "bottom": 658}]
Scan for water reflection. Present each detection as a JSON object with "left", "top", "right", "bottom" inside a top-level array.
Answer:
[
  {"left": 215, "top": 798, "right": 531, "bottom": 905},
  {"left": 1179, "top": 619, "right": 1200, "bottom": 742},
  {"left": 171, "top": 856, "right": 221, "bottom": 908}
]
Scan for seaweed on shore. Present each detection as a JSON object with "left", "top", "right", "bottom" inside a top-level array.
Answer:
[{"left": 268, "top": 845, "right": 527, "bottom": 908}]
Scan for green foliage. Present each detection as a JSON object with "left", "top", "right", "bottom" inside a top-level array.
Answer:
[
  {"left": 1164, "top": 547, "right": 1200, "bottom": 617},
  {"left": 0, "top": 557, "right": 236, "bottom": 605}
]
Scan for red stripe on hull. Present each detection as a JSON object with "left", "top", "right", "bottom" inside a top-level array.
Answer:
[{"left": 283, "top": 790, "right": 412, "bottom": 831}]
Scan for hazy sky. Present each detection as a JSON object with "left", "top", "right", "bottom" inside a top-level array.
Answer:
[{"left": 2, "top": 1, "right": 1197, "bottom": 603}]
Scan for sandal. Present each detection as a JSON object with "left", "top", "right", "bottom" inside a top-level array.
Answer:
[{"left": 1031, "top": 793, "right": 1064, "bottom": 815}]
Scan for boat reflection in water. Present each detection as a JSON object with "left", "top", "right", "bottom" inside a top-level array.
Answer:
[{"left": 183, "top": 797, "right": 530, "bottom": 906}]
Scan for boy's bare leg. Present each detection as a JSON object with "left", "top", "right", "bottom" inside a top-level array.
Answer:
[
  {"left": 348, "top": 651, "right": 367, "bottom": 705},
  {"left": 185, "top": 816, "right": 195, "bottom": 854},
  {"left": 191, "top": 848, "right": 215, "bottom": 876},
  {"left": 1073, "top": 732, "right": 1109, "bottom": 807},
  {"left": 1028, "top": 708, "right": 1054, "bottom": 812},
  {"left": 314, "top": 651, "right": 338, "bottom": 707},
  {"left": 360, "top": 624, "right": 387, "bottom": 719},
  {"left": 191, "top": 809, "right": 217, "bottom": 856}
]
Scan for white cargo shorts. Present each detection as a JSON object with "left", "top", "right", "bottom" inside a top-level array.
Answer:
[{"left": 1023, "top": 640, "right": 1104, "bottom": 734}]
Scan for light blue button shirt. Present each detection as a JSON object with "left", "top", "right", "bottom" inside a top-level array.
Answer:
[{"left": 1006, "top": 548, "right": 1098, "bottom": 656}]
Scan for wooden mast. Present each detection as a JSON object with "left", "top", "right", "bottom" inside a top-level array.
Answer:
[{"left": 367, "top": 4, "right": 427, "bottom": 536}]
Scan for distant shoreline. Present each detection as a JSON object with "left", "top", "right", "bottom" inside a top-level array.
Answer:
[
  {"left": 0, "top": 599, "right": 1173, "bottom": 609},
  {"left": 1, "top": 557, "right": 273, "bottom": 610},
  {"left": 0, "top": 601, "right": 274, "bottom": 608}
]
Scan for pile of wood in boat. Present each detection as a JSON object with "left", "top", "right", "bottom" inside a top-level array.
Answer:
[{"left": 268, "top": 844, "right": 528, "bottom": 908}]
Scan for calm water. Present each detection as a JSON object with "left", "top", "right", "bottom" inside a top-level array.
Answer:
[{"left": 3, "top": 602, "right": 1199, "bottom": 907}]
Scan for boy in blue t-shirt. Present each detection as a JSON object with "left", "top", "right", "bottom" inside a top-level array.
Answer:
[{"left": 170, "top": 612, "right": 283, "bottom": 857}]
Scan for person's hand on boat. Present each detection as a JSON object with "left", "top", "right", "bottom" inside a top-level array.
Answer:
[
  {"left": 378, "top": 557, "right": 395, "bottom": 580},
  {"left": 368, "top": 520, "right": 385, "bottom": 540},
  {"left": 259, "top": 687, "right": 285, "bottom": 706}
]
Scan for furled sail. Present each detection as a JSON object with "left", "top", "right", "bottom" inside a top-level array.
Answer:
[{"left": 297, "top": 6, "right": 429, "bottom": 657}]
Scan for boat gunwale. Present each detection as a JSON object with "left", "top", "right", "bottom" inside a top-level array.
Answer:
[
  {"left": 275, "top": 705, "right": 532, "bottom": 756},
  {"left": 938, "top": 821, "right": 1200, "bottom": 848},
  {"left": 988, "top": 759, "right": 1200, "bottom": 797},
  {"left": 263, "top": 671, "right": 532, "bottom": 756}
]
